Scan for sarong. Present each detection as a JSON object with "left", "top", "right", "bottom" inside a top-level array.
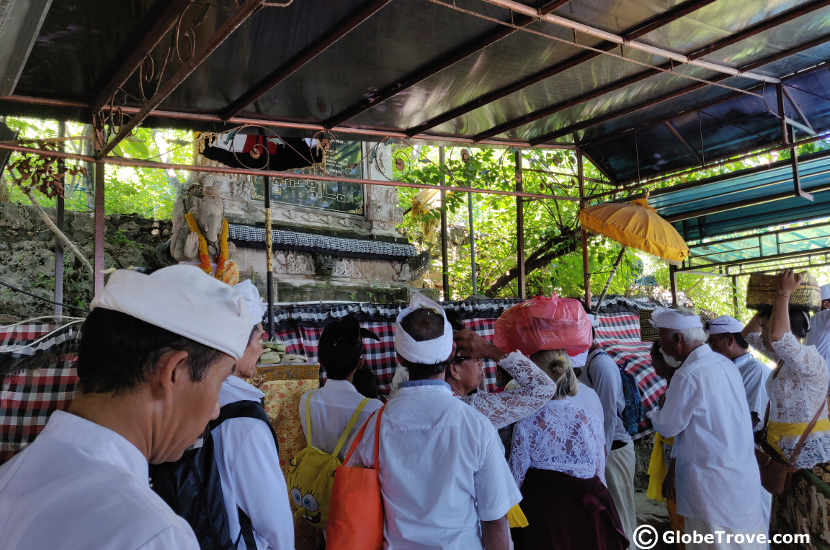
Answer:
[
  {"left": 511, "top": 468, "right": 628, "bottom": 550},
  {"left": 771, "top": 464, "right": 830, "bottom": 549}
]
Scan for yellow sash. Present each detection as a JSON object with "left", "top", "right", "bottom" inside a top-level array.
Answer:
[
  {"left": 767, "top": 419, "right": 830, "bottom": 457},
  {"left": 507, "top": 503, "right": 529, "bottom": 528},
  {"left": 646, "top": 433, "right": 674, "bottom": 503}
]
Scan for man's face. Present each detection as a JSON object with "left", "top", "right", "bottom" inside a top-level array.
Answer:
[
  {"left": 658, "top": 329, "right": 681, "bottom": 360},
  {"left": 707, "top": 333, "right": 728, "bottom": 356},
  {"left": 452, "top": 357, "right": 484, "bottom": 394},
  {"left": 152, "top": 354, "right": 236, "bottom": 463},
  {"left": 822, "top": 299, "right": 830, "bottom": 310},
  {"left": 236, "top": 324, "right": 264, "bottom": 379}
]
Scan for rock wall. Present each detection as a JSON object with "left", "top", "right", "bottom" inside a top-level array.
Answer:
[{"left": 0, "top": 202, "right": 172, "bottom": 322}]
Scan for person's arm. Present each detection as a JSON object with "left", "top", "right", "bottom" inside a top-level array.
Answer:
[
  {"left": 481, "top": 516, "right": 511, "bottom": 550},
  {"left": 646, "top": 372, "right": 698, "bottom": 438},
  {"left": 587, "top": 353, "right": 623, "bottom": 455},
  {"left": 475, "top": 421, "right": 523, "bottom": 530},
  {"left": 770, "top": 270, "right": 800, "bottom": 343},
  {"left": 456, "top": 329, "right": 556, "bottom": 429},
  {"left": 742, "top": 311, "right": 764, "bottom": 341},
  {"left": 228, "top": 421, "right": 295, "bottom": 550}
]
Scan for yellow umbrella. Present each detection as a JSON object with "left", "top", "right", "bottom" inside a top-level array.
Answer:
[
  {"left": 578, "top": 196, "right": 689, "bottom": 263},
  {"left": 579, "top": 195, "right": 689, "bottom": 310}
]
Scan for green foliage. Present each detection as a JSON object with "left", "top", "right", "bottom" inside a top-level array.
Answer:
[{"left": 1, "top": 117, "right": 190, "bottom": 219}]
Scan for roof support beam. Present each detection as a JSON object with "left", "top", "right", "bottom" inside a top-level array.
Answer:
[
  {"left": 219, "top": 0, "right": 393, "bottom": 120},
  {"left": 406, "top": 0, "right": 716, "bottom": 137},
  {"left": 486, "top": 0, "right": 830, "bottom": 143},
  {"left": 92, "top": 0, "right": 193, "bottom": 112},
  {"left": 98, "top": 0, "right": 265, "bottom": 157},
  {"left": 321, "top": 0, "right": 569, "bottom": 128},
  {"left": 664, "top": 121, "right": 703, "bottom": 164},
  {"left": 783, "top": 86, "right": 816, "bottom": 134},
  {"left": 533, "top": 32, "right": 830, "bottom": 146}
]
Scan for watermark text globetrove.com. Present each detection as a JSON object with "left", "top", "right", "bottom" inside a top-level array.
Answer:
[{"left": 632, "top": 524, "right": 810, "bottom": 549}]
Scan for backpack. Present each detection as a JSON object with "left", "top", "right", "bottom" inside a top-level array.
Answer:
[
  {"left": 149, "top": 400, "right": 279, "bottom": 550},
  {"left": 586, "top": 350, "right": 643, "bottom": 436},
  {"left": 285, "top": 391, "right": 370, "bottom": 528}
]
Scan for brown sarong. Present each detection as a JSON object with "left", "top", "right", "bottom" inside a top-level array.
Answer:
[{"left": 511, "top": 468, "right": 629, "bottom": 550}]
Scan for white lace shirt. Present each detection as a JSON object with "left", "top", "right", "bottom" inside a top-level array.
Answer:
[
  {"left": 747, "top": 331, "right": 830, "bottom": 468},
  {"left": 508, "top": 382, "right": 606, "bottom": 488},
  {"left": 460, "top": 351, "right": 557, "bottom": 429}
]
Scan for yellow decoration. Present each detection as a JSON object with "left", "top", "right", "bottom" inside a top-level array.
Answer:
[
  {"left": 184, "top": 212, "right": 236, "bottom": 284},
  {"left": 578, "top": 194, "right": 689, "bottom": 263},
  {"left": 507, "top": 503, "right": 529, "bottom": 528},
  {"left": 646, "top": 433, "right": 674, "bottom": 503},
  {"left": 767, "top": 419, "right": 830, "bottom": 457}
]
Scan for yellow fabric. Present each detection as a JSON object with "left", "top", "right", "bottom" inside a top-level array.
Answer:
[
  {"left": 767, "top": 419, "right": 830, "bottom": 457},
  {"left": 646, "top": 433, "right": 674, "bottom": 502},
  {"left": 507, "top": 504, "right": 529, "bottom": 528},
  {"left": 260, "top": 377, "right": 319, "bottom": 468},
  {"left": 578, "top": 196, "right": 689, "bottom": 263},
  {"left": 284, "top": 391, "right": 371, "bottom": 528},
  {"left": 184, "top": 212, "right": 212, "bottom": 275}
]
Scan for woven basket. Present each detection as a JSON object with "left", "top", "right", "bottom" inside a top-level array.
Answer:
[
  {"left": 639, "top": 309, "right": 659, "bottom": 342},
  {"left": 746, "top": 272, "right": 820, "bottom": 311}
]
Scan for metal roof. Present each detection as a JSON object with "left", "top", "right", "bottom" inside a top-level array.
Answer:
[{"left": 0, "top": 0, "right": 828, "bottom": 182}]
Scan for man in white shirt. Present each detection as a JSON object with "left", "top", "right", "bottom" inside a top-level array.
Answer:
[
  {"left": 648, "top": 308, "right": 765, "bottom": 550},
  {"left": 806, "top": 284, "right": 830, "bottom": 378},
  {"left": 212, "top": 307, "right": 295, "bottom": 550},
  {"left": 299, "top": 314, "right": 383, "bottom": 460},
  {"left": 575, "top": 323, "right": 636, "bottom": 548},
  {"left": 350, "top": 295, "right": 520, "bottom": 550},
  {"left": 0, "top": 265, "right": 254, "bottom": 550}
]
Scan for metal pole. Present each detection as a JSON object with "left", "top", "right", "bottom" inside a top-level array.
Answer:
[
  {"left": 515, "top": 149, "right": 526, "bottom": 299},
  {"left": 264, "top": 176, "right": 274, "bottom": 339},
  {"left": 731, "top": 275, "right": 739, "bottom": 317},
  {"left": 596, "top": 246, "right": 626, "bottom": 312},
  {"left": 465, "top": 153, "right": 477, "bottom": 295},
  {"left": 439, "top": 146, "right": 450, "bottom": 300},
  {"left": 578, "top": 151, "right": 591, "bottom": 310},
  {"left": 670, "top": 264, "right": 678, "bottom": 307},
  {"left": 55, "top": 121, "right": 65, "bottom": 316},
  {"left": 92, "top": 114, "right": 106, "bottom": 296}
]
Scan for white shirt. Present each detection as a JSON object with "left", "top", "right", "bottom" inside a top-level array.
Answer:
[
  {"left": 806, "top": 309, "right": 830, "bottom": 378},
  {"left": 460, "top": 351, "right": 556, "bottom": 429},
  {"left": 350, "top": 380, "right": 521, "bottom": 550},
  {"left": 299, "top": 378, "right": 383, "bottom": 461},
  {"left": 579, "top": 349, "right": 632, "bottom": 454},
  {"left": 747, "top": 332, "right": 830, "bottom": 468},
  {"left": 732, "top": 352, "right": 770, "bottom": 431},
  {"left": 647, "top": 344, "right": 764, "bottom": 532},
  {"left": 0, "top": 410, "right": 198, "bottom": 550},
  {"left": 509, "top": 382, "right": 607, "bottom": 487},
  {"left": 212, "top": 376, "right": 294, "bottom": 550}
]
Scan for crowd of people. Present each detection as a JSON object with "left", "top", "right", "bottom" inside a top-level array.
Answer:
[{"left": 1, "top": 265, "right": 829, "bottom": 550}]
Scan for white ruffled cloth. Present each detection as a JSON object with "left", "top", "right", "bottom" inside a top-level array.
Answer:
[
  {"left": 460, "top": 351, "right": 557, "bottom": 430},
  {"left": 508, "top": 382, "right": 606, "bottom": 487},
  {"left": 747, "top": 331, "right": 830, "bottom": 469}
]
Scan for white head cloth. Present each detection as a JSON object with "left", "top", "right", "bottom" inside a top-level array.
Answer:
[
  {"left": 90, "top": 264, "right": 254, "bottom": 359},
  {"left": 394, "top": 292, "right": 453, "bottom": 364},
  {"left": 651, "top": 308, "right": 703, "bottom": 331},
  {"left": 233, "top": 279, "right": 268, "bottom": 326},
  {"left": 706, "top": 315, "right": 744, "bottom": 335},
  {"left": 569, "top": 350, "right": 589, "bottom": 368},
  {"left": 822, "top": 284, "right": 830, "bottom": 301}
]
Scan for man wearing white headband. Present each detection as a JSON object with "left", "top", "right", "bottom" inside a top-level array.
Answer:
[
  {"left": 575, "top": 314, "right": 636, "bottom": 548},
  {"left": 350, "top": 293, "right": 520, "bottom": 550},
  {"left": 706, "top": 315, "right": 769, "bottom": 431},
  {"left": 649, "top": 309, "right": 765, "bottom": 550},
  {"left": 209, "top": 280, "right": 293, "bottom": 550},
  {"left": 0, "top": 265, "right": 255, "bottom": 550}
]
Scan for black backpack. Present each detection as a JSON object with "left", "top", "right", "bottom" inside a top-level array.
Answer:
[
  {"left": 150, "top": 400, "right": 279, "bottom": 550},
  {"left": 585, "top": 350, "right": 643, "bottom": 436}
]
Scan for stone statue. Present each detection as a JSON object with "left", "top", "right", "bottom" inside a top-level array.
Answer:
[{"left": 170, "top": 173, "right": 239, "bottom": 285}]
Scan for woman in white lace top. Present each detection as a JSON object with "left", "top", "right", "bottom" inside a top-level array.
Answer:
[
  {"left": 742, "top": 269, "right": 830, "bottom": 542},
  {"left": 507, "top": 349, "right": 627, "bottom": 550},
  {"left": 741, "top": 271, "right": 830, "bottom": 469}
]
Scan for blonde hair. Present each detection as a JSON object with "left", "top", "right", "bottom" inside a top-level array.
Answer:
[{"left": 530, "top": 349, "right": 578, "bottom": 399}]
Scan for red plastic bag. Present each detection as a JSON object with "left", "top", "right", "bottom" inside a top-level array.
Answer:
[{"left": 494, "top": 295, "right": 592, "bottom": 357}]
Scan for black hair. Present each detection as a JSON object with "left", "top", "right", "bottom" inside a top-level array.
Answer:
[
  {"left": 352, "top": 366, "right": 379, "bottom": 398},
  {"left": 398, "top": 307, "right": 452, "bottom": 379},
  {"left": 318, "top": 315, "right": 364, "bottom": 380},
  {"left": 78, "top": 308, "right": 224, "bottom": 394},
  {"left": 445, "top": 310, "right": 466, "bottom": 332},
  {"left": 757, "top": 305, "right": 810, "bottom": 339}
]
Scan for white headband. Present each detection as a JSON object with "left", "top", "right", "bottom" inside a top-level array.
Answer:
[
  {"left": 651, "top": 307, "right": 703, "bottom": 330},
  {"left": 233, "top": 279, "right": 267, "bottom": 326},
  {"left": 822, "top": 284, "right": 830, "bottom": 301},
  {"left": 706, "top": 315, "right": 744, "bottom": 335},
  {"left": 394, "top": 292, "right": 453, "bottom": 364}
]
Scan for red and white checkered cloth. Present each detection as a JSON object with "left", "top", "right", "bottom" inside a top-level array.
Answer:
[{"left": 1, "top": 323, "right": 80, "bottom": 463}]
